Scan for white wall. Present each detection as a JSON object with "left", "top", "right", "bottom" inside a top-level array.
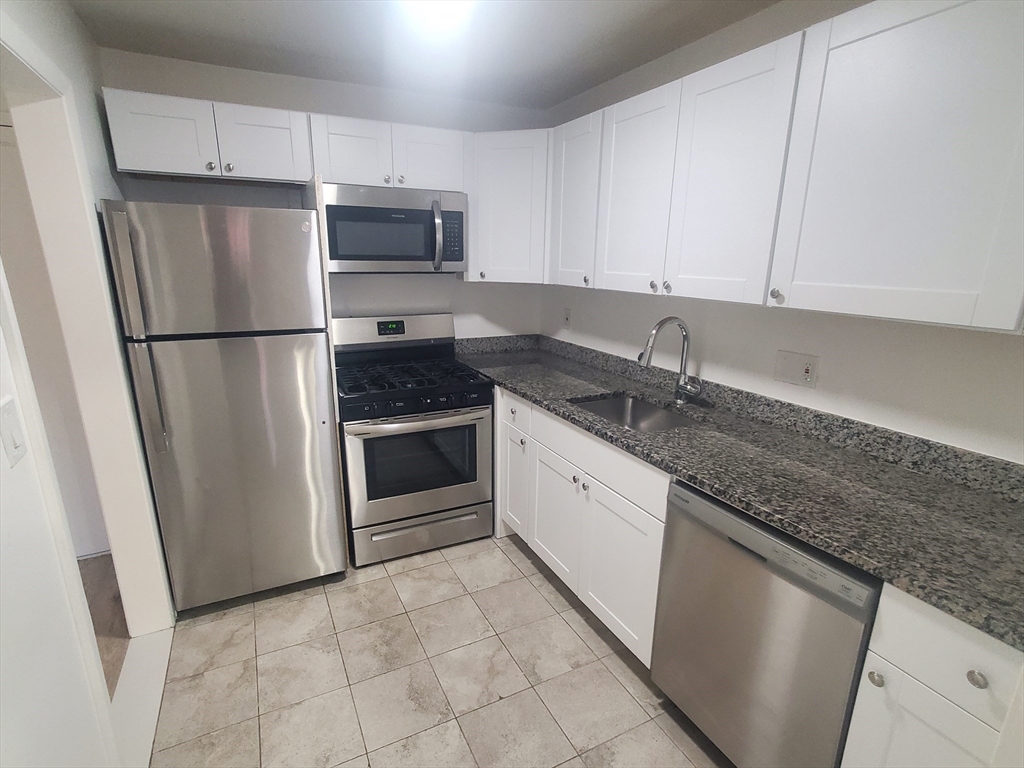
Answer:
[
  {"left": 329, "top": 274, "right": 541, "bottom": 339},
  {"left": 0, "top": 0, "right": 118, "bottom": 201},
  {"left": 1, "top": 126, "right": 109, "bottom": 556},
  {"left": 98, "top": 47, "right": 549, "bottom": 132},
  {"left": 1, "top": 2, "right": 175, "bottom": 635},
  {"left": 539, "top": 285, "right": 1024, "bottom": 464},
  {"left": 0, "top": 263, "right": 118, "bottom": 768}
]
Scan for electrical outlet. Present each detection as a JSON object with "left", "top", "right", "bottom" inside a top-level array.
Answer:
[
  {"left": 563, "top": 307, "right": 571, "bottom": 330},
  {"left": 774, "top": 350, "right": 819, "bottom": 388}
]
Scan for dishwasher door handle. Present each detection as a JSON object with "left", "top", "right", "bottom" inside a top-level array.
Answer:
[{"left": 727, "top": 536, "right": 767, "bottom": 563}]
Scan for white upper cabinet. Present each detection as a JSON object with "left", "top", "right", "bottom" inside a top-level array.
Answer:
[
  {"left": 212, "top": 103, "right": 312, "bottom": 182},
  {"left": 471, "top": 130, "right": 549, "bottom": 284},
  {"left": 595, "top": 81, "right": 682, "bottom": 295},
  {"left": 663, "top": 33, "right": 802, "bottom": 304},
  {"left": 391, "top": 124, "right": 466, "bottom": 191},
  {"left": 104, "top": 88, "right": 222, "bottom": 177},
  {"left": 549, "top": 112, "right": 604, "bottom": 289},
  {"left": 309, "top": 114, "right": 393, "bottom": 187},
  {"left": 771, "top": 0, "right": 1024, "bottom": 330}
]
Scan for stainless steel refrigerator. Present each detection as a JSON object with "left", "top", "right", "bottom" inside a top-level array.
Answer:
[{"left": 101, "top": 200, "right": 346, "bottom": 611}]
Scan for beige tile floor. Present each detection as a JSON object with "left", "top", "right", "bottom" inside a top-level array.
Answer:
[
  {"left": 79, "top": 553, "right": 131, "bottom": 698},
  {"left": 151, "top": 535, "right": 732, "bottom": 768}
]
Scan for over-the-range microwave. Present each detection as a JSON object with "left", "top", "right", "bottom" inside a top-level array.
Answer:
[{"left": 318, "top": 183, "right": 467, "bottom": 273}]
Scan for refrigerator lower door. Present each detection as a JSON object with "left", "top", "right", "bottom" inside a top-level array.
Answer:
[{"left": 130, "top": 332, "right": 345, "bottom": 610}]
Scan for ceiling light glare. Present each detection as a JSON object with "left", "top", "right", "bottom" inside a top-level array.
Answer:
[{"left": 399, "top": 0, "right": 475, "bottom": 40}]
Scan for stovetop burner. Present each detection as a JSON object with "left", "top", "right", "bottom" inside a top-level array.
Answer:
[{"left": 336, "top": 359, "right": 488, "bottom": 397}]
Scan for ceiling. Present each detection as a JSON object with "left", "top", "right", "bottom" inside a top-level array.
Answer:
[{"left": 69, "top": 0, "right": 776, "bottom": 110}]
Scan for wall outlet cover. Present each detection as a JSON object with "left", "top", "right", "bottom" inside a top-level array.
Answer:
[
  {"left": 774, "top": 350, "right": 819, "bottom": 388},
  {"left": 0, "top": 396, "right": 28, "bottom": 468}
]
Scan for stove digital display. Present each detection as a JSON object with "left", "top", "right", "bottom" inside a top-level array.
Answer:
[{"left": 377, "top": 320, "right": 406, "bottom": 336}]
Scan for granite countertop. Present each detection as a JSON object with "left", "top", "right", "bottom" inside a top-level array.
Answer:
[{"left": 460, "top": 348, "right": 1024, "bottom": 652}]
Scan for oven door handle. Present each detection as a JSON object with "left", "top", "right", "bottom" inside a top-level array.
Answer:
[
  {"left": 431, "top": 199, "right": 443, "bottom": 272},
  {"left": 344, "top": 407, "right": 489, "bottom": 438}
]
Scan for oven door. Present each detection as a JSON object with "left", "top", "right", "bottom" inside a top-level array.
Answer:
[
  {"left": 322, "top": 185, "right": 466, "bottom": 273},
  {"left": 343, "top": 407, "right": 492, "bottom": 529}
]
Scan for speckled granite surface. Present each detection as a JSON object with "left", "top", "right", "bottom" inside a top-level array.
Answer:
[{"left": 457, "top": 342, "right": 1024, "bottom": 652}]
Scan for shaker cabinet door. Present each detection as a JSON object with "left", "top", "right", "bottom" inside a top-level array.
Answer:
[
  {"left": 499, "top": 423, "right": 531, "bottom": 538},
  {"left": 664, "top": 33, "right": 801, "bottom": 304},
  {"left": 771, "top": 1, "right": 1024, "bottom": 329},
  {"left": 310, "top": 114, "right": 394, "bottom": 187},
  {"left": 471, "top": 130, "right": 549, "bottom": 284},
  {"left": 103, "top": 88, "right": 222, "bottom": 177},
  {"left": 842, "top": 651, "right": 999, "bottom": 768},
  {"left": 391, "top": 124, "right": 466, "bottom": 191},
  {"left": 578, "top": 478, "right": 663, "bottom": 667},
  {"left": 595, "top": 81, "right": 682, "bottom": 295},
  {"left": 529, "top": 442, "right": 584, "bottom": 591},
  {"left": 213, "top": 103, "right": 312, "bottom": 182},
  {"left": 550, "top": 112, "right": 603, "bottom": 289}
]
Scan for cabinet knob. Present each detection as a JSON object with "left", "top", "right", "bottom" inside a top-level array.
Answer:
[
  {"left": 769, "top": 288, "right": 781, "bottom": 300},
  {"left": 650, "top": 280, "right": 658, "bottom": 292},
  {"left": 384, "top": 174, "right": 391, "bottom": 184},
  {"left": 398, "top": 175, "right": 405, "bottom": 184},
  {"left": 510, "top": 408, "right": 516, "bottom": 416},
  {"left": 205, "top": 161, "right": 217, "bottom": 172},
  {"left": 480, "top": 272, "right": 486, "bottom": 279},
  {"left": 582, "top": 482, "right": 589, "bottom": 491},
  {"left": 966, "top": 670, "right": 989, "bottom": 689},
  {"left": 663, "top": 281, "right": 672, "bottom": 294},
  {"left": 224, "top": 163, "right": 234, "bottom": 173},
  {"left": 583, "top": 275, "right": 590, "bottom": 285},
  {"left": 520, "top": 438, "right": 526, "bottom": 447},
  {"left": 572, "top": 475, "right": 579, "bottom": 484},
  {"left": 867, "top": 671, "right": 885, "bottom": 688}
]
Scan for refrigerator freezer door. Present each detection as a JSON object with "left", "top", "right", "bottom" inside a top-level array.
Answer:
[
  {"left": 123, "top": 202, "right": 325, "bottom": 336},
  {"left": 132, "top": 332, "right": 345, "bottom": 609}
]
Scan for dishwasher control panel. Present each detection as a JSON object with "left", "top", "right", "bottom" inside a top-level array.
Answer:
[{"left": 766, "top": 543, "right": 871, "bottom": 607}]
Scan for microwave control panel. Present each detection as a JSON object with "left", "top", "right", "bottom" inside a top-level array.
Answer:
[{"left": 441, "top": 211, "right": 464, "bottom": 262}]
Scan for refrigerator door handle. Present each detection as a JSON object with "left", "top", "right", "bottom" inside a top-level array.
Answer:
[
  {"left": 130, "top": 343, "right": 169, "bottom": 453},
  {"left": 103, "top": 205, "right": 147, "bottom": 339}
]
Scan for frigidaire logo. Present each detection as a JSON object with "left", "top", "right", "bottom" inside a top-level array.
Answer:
[{"left": 391, "top": 214, "right": 405, "bottom": 218}]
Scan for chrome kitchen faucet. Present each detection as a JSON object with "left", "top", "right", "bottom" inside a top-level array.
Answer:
[{"left": 639, "top": 317, "right": 703, "bottom": 403}]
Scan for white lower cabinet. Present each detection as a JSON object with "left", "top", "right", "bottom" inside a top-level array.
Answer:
[
  {"left": 844, "top": 652, "right": 999, "bottom": 768},
  {"left": 578, "top": 478, "right": 663, "bottom": 666},
  {"left": 497, "top": 421, "right": 530, "bottom": 539},
  {"left": 843, "top": 586, "right": 1024, "bottom": 768},
  {"left": 529, "top": 442, "right": 584, "bottom": 591},
  {"left": 503, "top": 388, "right": 667, "bottom": 665}
]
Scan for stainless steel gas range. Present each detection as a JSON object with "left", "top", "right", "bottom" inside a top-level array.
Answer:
[{"left": 333, "top": 314, "right": 493, "bottom": 566}]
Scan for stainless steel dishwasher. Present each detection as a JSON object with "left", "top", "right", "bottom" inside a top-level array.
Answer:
[{"left": 651, "top": 482, "right": 880, "bottom": 768}]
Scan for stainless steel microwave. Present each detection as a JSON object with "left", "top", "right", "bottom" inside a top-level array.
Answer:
[{"left": 319, "top": 184, "right": 467, "bottom": 273}]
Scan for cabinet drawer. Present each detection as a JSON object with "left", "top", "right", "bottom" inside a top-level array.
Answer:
[
  {"left": 870, "top": 585, "right": 1023, "bottom": 730},
  {"left": 531, "top": 405, "right": 670, "bottom": 519},
  {"left": 499, "top": 389, "right": 532, "bottom": 432}
]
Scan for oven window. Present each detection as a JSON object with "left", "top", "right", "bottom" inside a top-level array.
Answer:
[{"left": 363, "top": 425, "right": 477, "bottom": 500}]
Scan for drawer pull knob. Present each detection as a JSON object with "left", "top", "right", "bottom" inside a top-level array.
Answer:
[
  {"left": 519, "top": 438, "right": 526, "bottom": 447},
  {"left": 966, "top": 669, "right": 989, "bottom": 689},
  {"left": 510, "top": 408, "right": 516, "bottom": 416},
  {"left": 868, "top": 671, "right": 885, "bottom": 688},
  {"left": 572, "top": 475, "right": 579, "bottom": 484},
  {"left": 582, "top": 482, "right": 589, "bottom": 491}
]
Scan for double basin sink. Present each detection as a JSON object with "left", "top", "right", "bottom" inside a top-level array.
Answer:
[{"left": 573, "top": 395, "right": 697, "bottom": 433}]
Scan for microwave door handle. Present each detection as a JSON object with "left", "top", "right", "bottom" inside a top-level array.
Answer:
[{"left": 431, "top": 199, "right": 443, "bottom": 271}]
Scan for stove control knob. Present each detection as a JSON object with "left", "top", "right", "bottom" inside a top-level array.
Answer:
[{"left": 372, "top": 401, "right": 390, "bottom": 418}]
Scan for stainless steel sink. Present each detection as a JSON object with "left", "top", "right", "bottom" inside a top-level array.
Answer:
[{"left": 574, "top": 396, "right": 697, "bottom": 433}]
